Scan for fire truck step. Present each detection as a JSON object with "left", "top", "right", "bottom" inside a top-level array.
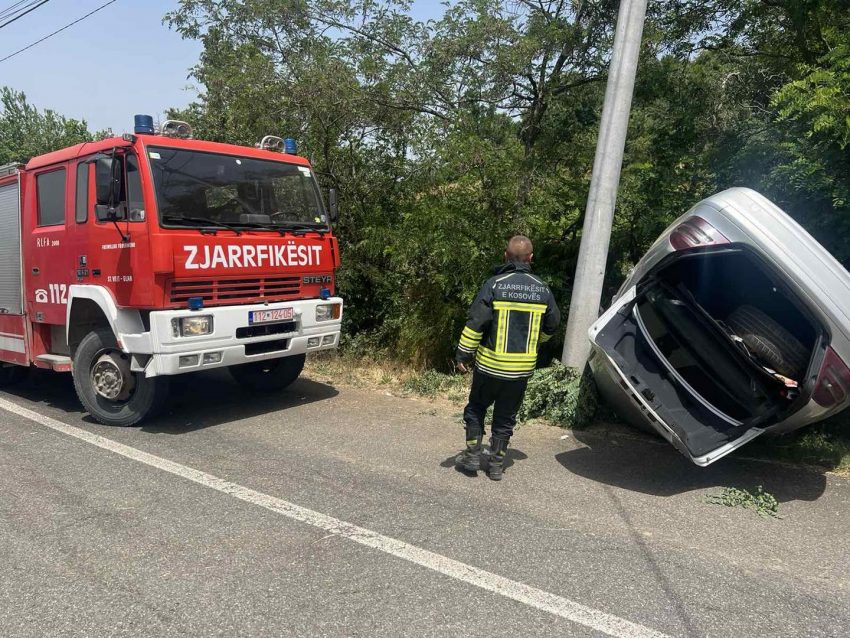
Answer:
[{"left": 35, "top": 354, "right": 73, "bottom": 373}]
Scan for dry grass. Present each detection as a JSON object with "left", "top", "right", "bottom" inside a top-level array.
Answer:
[{"left": 305, "top": 351, "right": 470, "bottom": 405}]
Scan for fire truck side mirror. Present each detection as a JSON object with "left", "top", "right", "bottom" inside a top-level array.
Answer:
[
  {"left": 329, "top": 188, "right": 339, "bottom": 222},
  {"left": 94, "top": 157, "right": 124, "bottom": 221}
]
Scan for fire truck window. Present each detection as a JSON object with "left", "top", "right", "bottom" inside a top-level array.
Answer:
[
  {"left": 126, "top": 154, "right": 144, "bottom": 221},
  {"left": 75, "top": 163, "right": 88, "bottom": 223},
  {"left": 37, "top": 169, "right": 67, "bottom": 227},
  {"left": 148, "top": 147, "right": 325, "bottom": 227}
]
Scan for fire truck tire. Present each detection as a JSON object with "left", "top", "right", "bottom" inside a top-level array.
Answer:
[
  {"left": 228, "top": 354, "right": 305, "bottom": 392},
  {"left": 73, "top": 328, "right": 170, "bottom": 427}
]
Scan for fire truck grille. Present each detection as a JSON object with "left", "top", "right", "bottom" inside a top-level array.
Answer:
[{"left": 168, "top": 276, "right": 302, "bottom": 306}]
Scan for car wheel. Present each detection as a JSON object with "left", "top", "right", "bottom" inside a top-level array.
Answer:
[
  {"left": 727, "top": 306, "right": 809, "bottom": 379},
  {"left": 73, "top": 328, "right": 170, "bottom": 427},
  {"left": 229, "top": 354, "right": 305, "bottom": 392}
]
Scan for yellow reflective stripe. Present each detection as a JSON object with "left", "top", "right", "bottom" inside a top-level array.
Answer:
[
  {"left": 539, "top": 331, "right": 553, "bottom": 343},
  {"left": 495, "top": 310, "right": 505, "bottom": 354},
  {"left": 460, "top": 325, "right": 483, "bottom": 349},
  {"left": 475, "top": 353, "right": 536, "bottom": 371},
  {"left": 502, "top": 310, "right": 511, "bottom": 352},
  {"left": 475, "top": 362, "right": 533, "bottom": 378},
  {"left": 529, "top": 312, "right": 541, "bottom": 352},
  {"left": 478, "top": 346, "right": 536, "bottom": 361},
  {"left": 477, "top": 352, "right": 537, "bottom": 370},
  {"left": 492, "top": 301, "right": 547, "bottom": 312}
]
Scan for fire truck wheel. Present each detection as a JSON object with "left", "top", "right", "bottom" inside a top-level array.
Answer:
[
  {"left": 228, "top": 354, "right": 306, "bottom": 392},
  {"left": 73, "top": 328, "right": 170, "bottom": 427}
]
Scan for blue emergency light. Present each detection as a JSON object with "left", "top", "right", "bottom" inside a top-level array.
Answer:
[
  {"left": 319, "top": 287, "right": 331, "bottom": 300},
  {"left": 134, "top": 114, "right": 155, "bottom": 135},
  {"left": 284, "top": 138, "right": 297, "bottom": 155},
  {"left": 188, "top": 297, "right": 204, "bottom": 311}
]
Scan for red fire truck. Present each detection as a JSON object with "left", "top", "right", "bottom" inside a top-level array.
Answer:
[{"left": 0, "top": 116, "right": 342, "bottom": 426}]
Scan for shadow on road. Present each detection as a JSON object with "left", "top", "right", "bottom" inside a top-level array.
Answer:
[
  {"left": 556, "top": 428, "right": 827, "bottom": 503},
  {"left": 3, "top": 368, "right": 338, "bottom": 434},
  {"left": 439, "top": 448, "right": 529, "bottom": 477},
  {"left": 144, "top": 370, "right": 338, "bottom": 434}
]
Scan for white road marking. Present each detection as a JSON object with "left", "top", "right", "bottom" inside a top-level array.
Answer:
[{"left": 0, "top": 396, "right": 668, "bottom": 638}]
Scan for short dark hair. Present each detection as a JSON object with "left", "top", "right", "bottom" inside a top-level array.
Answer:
[{"left": 506, "top": 235, "right": 533, "bottom": 262}]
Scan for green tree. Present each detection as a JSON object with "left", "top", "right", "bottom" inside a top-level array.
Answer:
[
  {"left": 0, "top": 87, "right": 92, "bottom": 165},
  {"left": 164, "top": 0, "right": 850, "bottom": 366}
]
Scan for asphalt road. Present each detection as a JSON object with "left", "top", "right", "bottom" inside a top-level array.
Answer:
[{"left": 0, "top": 368, "right": 848, "bottom": 637}]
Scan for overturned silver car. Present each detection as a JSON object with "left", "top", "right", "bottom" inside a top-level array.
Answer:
[{"left": 588, "top": 188, "right": 850, "bottom": 466}]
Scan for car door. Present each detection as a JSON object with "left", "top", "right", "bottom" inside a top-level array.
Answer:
[{"left": 588, "top": 285, "right": 769, "bottom": 466}]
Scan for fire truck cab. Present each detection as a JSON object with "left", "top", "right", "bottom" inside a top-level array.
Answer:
[{"left": 0, "top": 116, "right": 342, "bottom": 426}]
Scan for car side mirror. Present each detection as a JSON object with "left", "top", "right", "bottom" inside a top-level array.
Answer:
[{"left": 328, "top": 188, "right": 339, "bottom": 222}]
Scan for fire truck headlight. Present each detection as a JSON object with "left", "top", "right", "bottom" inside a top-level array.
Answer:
[
  {"left": 172, "top": 316, "right": 214, "bottom": 337},
  {"left": 315, "top": 304, "right": 341, "bottom": 322}
]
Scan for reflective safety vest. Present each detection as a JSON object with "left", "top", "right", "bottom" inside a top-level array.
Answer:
[{"left": 456, "top": 262, "right": 561, "bottom": 379}]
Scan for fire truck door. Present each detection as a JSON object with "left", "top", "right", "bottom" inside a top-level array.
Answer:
[
  {"left": 72, "top": 153, "right": 150, "bottom": 306},
  {"left": 27, "top": 165, "right": 74, "bottom": 326}
]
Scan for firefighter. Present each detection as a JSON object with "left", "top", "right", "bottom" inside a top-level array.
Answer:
[{"left": 455, "top": 235, "right": 561, "bottom": 480}]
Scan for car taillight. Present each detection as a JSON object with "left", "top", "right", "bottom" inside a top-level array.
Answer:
[
  {"left": 812, "top": 347, "right": 850, "bottom": 407},
  {"left": 669, "top": 216, "right": 730, "bottom": 251}
]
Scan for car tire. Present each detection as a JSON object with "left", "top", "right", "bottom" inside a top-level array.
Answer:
[
  {"left": 726, "top": 306, "right": 810, "bottom": 379},
  {"left": 73, "top": 328, "right": 170, "bottom": 427},
  {"left": 229, "top": 354, "right": 305, "bottom": 392}
]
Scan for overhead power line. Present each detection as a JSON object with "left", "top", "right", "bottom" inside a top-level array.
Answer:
[
  {"left": 0, "top": 0, "right": 118, "bottom": 63},
  {"left": 0, "top": 0, "right": 41, "bottom": 21},
  {"left": 0, "top": 1, "right": 32, "bottom": 21},
  {"left": 0, "top": 0, "right": 51, "bottom": 31}
]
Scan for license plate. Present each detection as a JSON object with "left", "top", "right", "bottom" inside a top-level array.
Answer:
[{"left": 249, "top": 307, "right": 294, "bottom": 325}]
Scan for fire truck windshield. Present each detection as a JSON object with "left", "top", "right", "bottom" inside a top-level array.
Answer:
[{"left": 147, "top": 147, "right": 327, "bottom": 230}]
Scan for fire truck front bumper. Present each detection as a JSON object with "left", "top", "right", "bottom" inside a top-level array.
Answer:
[{"left": 136, "top": 298, "right": 343, "bottom": 378}]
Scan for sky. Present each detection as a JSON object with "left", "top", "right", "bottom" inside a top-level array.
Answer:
[{"left": 0, "top": 0, "right": 445, "bottom": 134}]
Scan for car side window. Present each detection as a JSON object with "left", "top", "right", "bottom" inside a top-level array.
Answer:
[
  {"left": 75, "top": 163, "right": 88, "bottom": 223},
  {"left": 36, "top": 168, "right": 67, "bottom": 227}
]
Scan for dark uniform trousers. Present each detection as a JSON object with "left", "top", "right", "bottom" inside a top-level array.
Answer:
[{"left": 463, "top": 368, "right": 528, "bottom": 440}]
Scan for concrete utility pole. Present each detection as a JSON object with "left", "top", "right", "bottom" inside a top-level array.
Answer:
[{"left": 561, "top": 0, "right": 648, "bottom": 368}]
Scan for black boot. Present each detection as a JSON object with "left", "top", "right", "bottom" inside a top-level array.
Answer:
[
  {"left": 487, "top": 437, "right": 509, "bottom": 481},
  {"left": 456, "top": 426, "right": 483, "bottom": 472}
]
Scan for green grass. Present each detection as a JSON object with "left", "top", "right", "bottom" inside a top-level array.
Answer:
[
  {"left": 744, "top": 415, "right": 850, "bottom": 474},
  {"left": 400, "top": 369, "right": 468, "bottom": 399}
]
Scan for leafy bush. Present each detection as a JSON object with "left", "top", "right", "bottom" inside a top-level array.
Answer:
[
  {"left": 705, "top": 486, "right": 781, "bottom": 519},
  {"left": 518, "top": 362, "right": 598, "bottom": 428}
]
